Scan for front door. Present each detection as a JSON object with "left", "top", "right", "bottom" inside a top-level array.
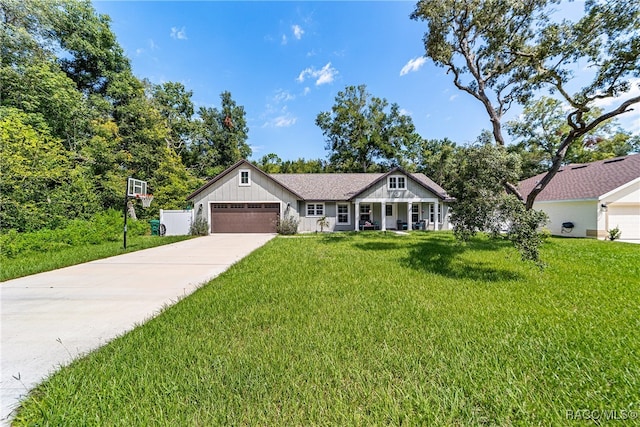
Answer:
[{"left": 385, "top": 203, "right": 396, "bottom": 229}]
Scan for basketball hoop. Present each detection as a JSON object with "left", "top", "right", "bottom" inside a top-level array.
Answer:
[{"left": 136, "top": 194, "right": 154, "bottom": 208}]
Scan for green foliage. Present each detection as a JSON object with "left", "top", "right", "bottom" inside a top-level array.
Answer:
[
  {"left": 316, "top": 84, "right": 420, "bottom": 172},
  {"left": 316, "top": 216, "right": 329, "bottom": 232},
  {"left": 607, "top": 226, "right": 621, "bottom": 241},
  {"left": 507, "top": 97, "right": 639, "bottom": 179},
  {"left": 276, "top": 215, "right": 299, "bottom": 235},
  {"left": 0, "top": 210, "right": 148, "bottom": 259},
  {"left": 188, "top": 91, "right": 251, "bottom": 178},
  {"left": 189, "top": 216, "right": 209, "bottom": 236},
  {"left": 448, "top": 144, "right": 548, "bottom": 263},
  {"left": 413, "top": 0, "right": 640, "bottom": 206}
]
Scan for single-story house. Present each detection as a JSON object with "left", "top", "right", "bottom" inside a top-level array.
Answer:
[
  {"left": 187, "top": 159, "right": 453, "bottom": 233},
  {"left": 518, "top": 154, "right": 640, "bottom": 240}
]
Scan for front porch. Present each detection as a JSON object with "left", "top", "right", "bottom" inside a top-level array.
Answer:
[{"left": 354, "top": 199, "right": 447, "bottom": 232}]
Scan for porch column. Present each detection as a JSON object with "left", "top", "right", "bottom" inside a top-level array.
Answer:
[
  {"left": 407, "top": 202, "right": 413, "bottom": 231},
  {"left": 381, "top": 202, "right": 386, "bottom": 231},
  {"left": 354, "top": 201, "right": 360, "bottom": 231},
  {"left": 434, "top": 200, "right": 440, "bottom": 230}
]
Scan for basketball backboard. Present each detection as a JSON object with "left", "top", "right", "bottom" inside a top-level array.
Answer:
[{"left": 127, "top": 177, "right": 147, "bottom": 197}]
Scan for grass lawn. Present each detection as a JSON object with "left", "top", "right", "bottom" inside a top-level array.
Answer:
[
  {"left": 0, "top": 235, "right": 193, "bottom": 282},
  {"left": 13, "top": 232, "right": 640, "bottom": 425}
]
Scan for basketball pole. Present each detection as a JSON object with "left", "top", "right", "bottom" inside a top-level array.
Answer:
[{"left": 124, "top": 177, "right": 130, "bottom": 249}]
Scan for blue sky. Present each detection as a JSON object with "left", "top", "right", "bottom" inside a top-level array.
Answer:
[{"left": 93, "top": 1, "right": 639, "bottom": 162}]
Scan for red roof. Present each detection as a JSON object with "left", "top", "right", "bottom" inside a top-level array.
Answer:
[{"left": 518, "top": 154, "right": 640, "bottom": 201}]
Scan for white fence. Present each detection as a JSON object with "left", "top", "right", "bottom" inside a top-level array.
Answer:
[{"left": 159, "top": 209, "right": 194, "bottom": 236}]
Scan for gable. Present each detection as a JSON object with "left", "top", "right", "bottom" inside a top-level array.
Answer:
[{"left": 187, "top": 160, "right": 302, "bottom": 202}]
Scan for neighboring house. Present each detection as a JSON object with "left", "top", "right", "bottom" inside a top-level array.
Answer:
[
  {"left": 187, "top": 159, "right": 453, "bottom": 234},
  {"left": 518, "top": 154, "right": 640, "bottom": 240}
]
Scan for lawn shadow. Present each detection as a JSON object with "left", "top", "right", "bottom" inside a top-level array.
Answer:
[{"left": 403, "top": 237, "right": 523, "bottom": 282}]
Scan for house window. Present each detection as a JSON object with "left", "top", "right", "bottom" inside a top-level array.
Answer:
[
  {"left": 412, "top": 204, "right": 420, "bottom": 223},
  {"left": 385, "top": 204, "right": 393, "bottom": 216},
  {"left": 337, "top": 203, "right": 350, "bottom": 225},
  {"left": 429, "top": 204, "right": 442, "bottom": 223},
  {"left": 359, "top": 203, "right": 371, "bottom": 222},
  {"left": 388, "top": 176, "right": 406, "bottom": 190},
  {"left": 239, "top": 169, "right": 251, "bottom": 186},
  {"left": 307, "top": 203, "right": 324, "bottom": 217}
]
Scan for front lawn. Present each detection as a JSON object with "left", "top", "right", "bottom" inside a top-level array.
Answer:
[{"left": 13, "top": 233, "right": 640, "bottom": 425}]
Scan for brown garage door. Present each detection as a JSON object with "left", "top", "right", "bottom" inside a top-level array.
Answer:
[{"left": 211, "top": 203, "right": 279, "bottom": 233}]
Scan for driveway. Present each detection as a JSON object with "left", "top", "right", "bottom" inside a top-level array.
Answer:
[{"left": 0, "top": 233, "right": 275, "bottom": 425}]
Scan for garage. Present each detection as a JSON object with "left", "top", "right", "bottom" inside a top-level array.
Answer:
[
  {"left": 608, "top": 205, "right": 640, "bottom": 240},
  {"left": 211, "top": 203, "right": 280, "bottom": 233}
]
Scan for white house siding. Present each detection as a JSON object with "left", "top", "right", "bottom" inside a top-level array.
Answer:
[
  {"left": 534, "top": 200, "right": 598, "bottom": 237},
  {"left": 601, "top": 179, "right": 640, "bottom": 240},
  {"left": 190, "top": 167, "right": 300, "bottom": 233}
]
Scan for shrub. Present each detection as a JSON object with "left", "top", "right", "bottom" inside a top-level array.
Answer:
[
  {"left": 0, "top": 210, "right": 149, "bottom": 259},
  {"left": 189, "top": 216, "right": 209, "bottom": 236},
  {"left": 276, "top": 215, "right": 299, "bottom": 235},
  {"left": 607, "top": 226, "right": 621, "bottom": 241}
]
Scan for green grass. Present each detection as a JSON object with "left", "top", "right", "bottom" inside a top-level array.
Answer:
[
  {"left": 1, "top": 235, "right": 193, "bottom": 281},
  {"left": 13, "top": 232, "right": 640, "bottom": 425}
]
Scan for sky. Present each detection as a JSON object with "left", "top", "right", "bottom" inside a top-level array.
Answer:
[{"left": 92, "top": 1, "right": 640, "bottom": 162}]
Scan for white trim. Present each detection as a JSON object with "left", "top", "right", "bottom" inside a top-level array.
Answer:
[
  {"left": 534, "top": 198, "right": 597, "bottom": 204},
  {"left": 387, "top": 175, "right": 407, "bottom": 190},
  {"left": 238, "top": 169, "right": 251, "bottom": 186},
  {"left": 599, "top": 177, "right": 640, "bottom": 201},
  {"left": 355, "top": 197, "right": 440, "bottom": 203},
  {"left": 336, "top": 202, "right": 351, "bottom": 225},
  {"left": 306, "top": 202, "right": 325, "bottom": 217}
]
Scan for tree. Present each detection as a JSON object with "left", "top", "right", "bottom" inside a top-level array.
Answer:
[
  {"left": 411, "top": 0, "right": 640, "bottom": 262},
  {"left": 411, "top": 0, "right": 640, "bottom": 208},
  {"left": 412, "top": 138, "right": 459, "bottom": 188},
  {"left": 150, "top": 81, "right": 196, "bottom": 156},
  {"left": 188, "top": 91, "right": 250, "bottom": 178},
  {"left": 316, "top": 84, "right": 420, "bottom": 172},
  {"left": 507, "top": 96, "right": 640, "bottom": 179}
]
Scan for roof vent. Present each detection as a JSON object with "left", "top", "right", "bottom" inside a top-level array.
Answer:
[
  {"left": 570, "top": 165, "right": 588, "bottom": 170},
  {"left": 603, "top": 157, "right": 625, "bottom": 164}
]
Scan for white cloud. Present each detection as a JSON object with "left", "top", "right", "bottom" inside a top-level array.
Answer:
[
  {"left": 400, "top": 57, "right": 427, "bottom": 76},
  {"left": 149, "top": 39, "right": 158, "bottom": 50},
  {"left": 449, "top": 94, "right": 459, "bottom": 101},
  {"left": 263, "top": 112, "right": 297, "bottom": 128},
  {"left": 170, "top": 27, "right": 187, "bottom": 40},
  {"left": 593, "top": 78, "right": 640, "bottom": 135},
  {"left": 135, "top": 48, "right": 144, "bottom": 56},
  {"left": 303, "top": 87, "right": 311, "bottom": 96},
  {"left": 273, "top": 89, "right": 295, "bottom": 103},
  {"left": 281, "top": 34, "right": 288, "bottom": 45},
  {"left": 292, "top": 24, "right": 304, "bottom": 40},
  {"left": 297, "top": 62, "right": 338, "bottom": 86},
  {"left": 399, "top": 108, "right": 412, "bottom": 116}
]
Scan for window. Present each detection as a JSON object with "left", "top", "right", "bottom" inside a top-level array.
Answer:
[
  {"left": 337, "top": 203, "right": 350, "bottom": 225},
  {"left": 412, "top": 204, "right": 419, "bottom": 223},
  {"left": 429, "top": 204, "right": 442, "bottom": 223},
  {"left": 306, "top": 203, "right": 324, "bottom": 217},
  {"left": 388, "top": 175, "right": 406, "bottom": 190},
  {"left": 385, "top": 204, "right": 393, "bottom": 216},
  {"left": 239, "top": 169, "right": 251, "bottom": 186},
  {"left": 359, "top": 204, "right": 371, "bottom": 221}
]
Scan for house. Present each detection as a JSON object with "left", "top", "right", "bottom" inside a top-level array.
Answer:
[
  {"left": 518, "top": 154, "right": 640, "bottom": 240},
  {"left": 187, "top": 159, "right": 453, "bottom": 234}
]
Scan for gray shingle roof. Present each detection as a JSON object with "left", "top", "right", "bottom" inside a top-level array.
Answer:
[
  {"left": 518, "top": 154, "right": 640, "bottom": 201},
  {"left": 271, "top": 171, "right": 450, "bottom": 200},
  {"left": 271, "top": 173, "right": 384, "bottom": 200}
]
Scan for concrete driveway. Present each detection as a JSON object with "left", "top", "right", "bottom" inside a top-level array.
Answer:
[{"left": 0, "top": 233, "right": 275, "bottom": 425}]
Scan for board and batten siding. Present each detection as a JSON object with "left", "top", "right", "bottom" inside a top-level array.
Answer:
[
  {"left": 356, "top": 175, "right": 440, "bottom": 201},
  {"left": 190, "top": 167, "right": 300, "bottom": 232}
]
